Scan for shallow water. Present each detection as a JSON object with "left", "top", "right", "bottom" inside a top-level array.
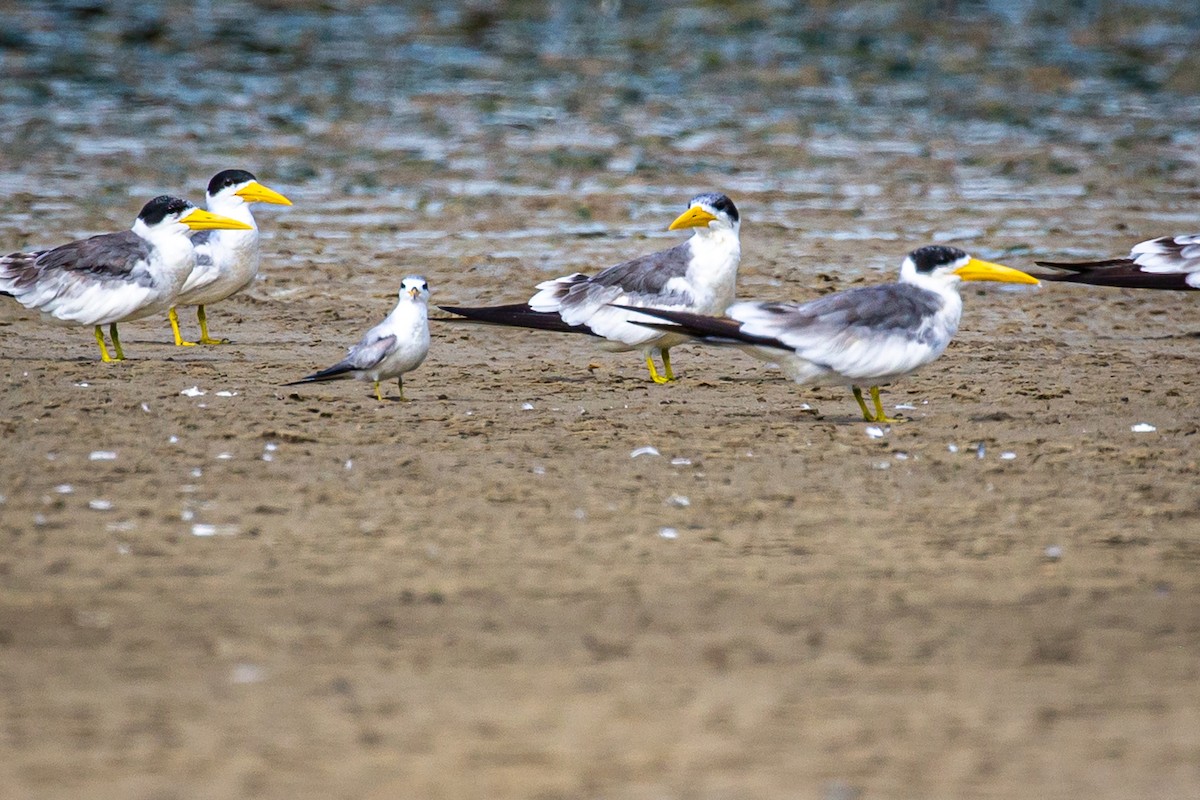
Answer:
[{"left": 1, "top": 1, "right": 1198, "bottom": 282}]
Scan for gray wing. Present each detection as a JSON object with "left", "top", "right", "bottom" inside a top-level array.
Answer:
[
  {"left": 528, "top": 241, "right": 697, "bottom": 328},
  {"left": 189, "top": 229, "right": 216, "bottom": 267},
  {"left": 588, "top": 242, "right": 693, "bottom": 297},
  {"left": 1, "top": 231, "right": 154, "bottom": 294},
  {"left": 287, "top": 333, "right": 398, "bottom": 384},
  {"left": 345, "top": 333, "right": 398, "bottom": 370},
  {"left": 736, "top": 283, "right": 945, "bottom": 349}
]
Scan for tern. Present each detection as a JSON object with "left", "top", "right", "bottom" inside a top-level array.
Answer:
[
  {"left": 440, "top": 192, "right": 741, "bottom": 383},
  {"left": 1035, "top": 233, "right": 1200, "bottom": 290},
  {"left": 285, "top": 275, "right": 431, "bottom": 402},
  {"left": 1, "top": 196, "right": 252, "bottom": 362},
  {"left": 623, "top": 245, "right": 1039, "bottom": 422},
  {"left": 168, "top": 169, "right": 292, "bottom": 346}
]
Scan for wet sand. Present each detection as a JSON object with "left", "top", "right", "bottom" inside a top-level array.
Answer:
[
  {"left": 4, "top": 2, "right": 1200, "bottom": 797},
  {"left": 3, "top": 204, "right": 1200, "bottom": 798}
]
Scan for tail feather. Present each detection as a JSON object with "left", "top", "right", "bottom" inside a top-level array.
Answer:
[{"left": 438, "top": 303, "right": 598, "bottom": 336}]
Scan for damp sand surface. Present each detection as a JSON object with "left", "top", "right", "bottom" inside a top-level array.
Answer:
[{"left": 2, "top": 3, "right": 1200, "bottom": 797}]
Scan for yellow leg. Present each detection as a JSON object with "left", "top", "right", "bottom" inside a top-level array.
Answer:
[
  {"left": 374, "top": 381, "right": 383, "bottom": 402},
  {"left": 645, "top": 354, "right": 670, "bottom": 384},
  {"left": 169, "top": 307, "right": 197, "bottom": 347},
  {"left": 870, "top": 386, "right": 899, "bottom": 424},
  {"left": 196, "top": 305, "right": 227, "bottom": 345},
  {"left": 109, "top": 323, "right": 125, "bottom": 361},
  {"left": 852, "top": 386, "right": 873, "bottom": 421},
  {"left": 93, "top": 326, "right": 113, "bottom": 362},
  {"left": 661, "top": 348, "right": 675, "bottom": 381}
]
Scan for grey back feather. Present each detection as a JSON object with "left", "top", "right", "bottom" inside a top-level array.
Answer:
[
  {"left": 346, "top": 333, "right": 397, "bottom": 370},
  {"left": 560, "top": 242, "right": 696, "bottom": 311},
  {"left": 760, "top": 283, "right": 945, "bottom": 346},
  {"left": 1, "top": 231, "right": 154, "bottom": 292}
]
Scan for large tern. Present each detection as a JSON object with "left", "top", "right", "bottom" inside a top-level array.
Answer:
[
  {"left": 1035, "top": 233, "right": 1200, "bottom": 290},
  {"left": 1, "top": 196, "right": 251, "bottom": 362},
  {"left": 285, "top": 275, "right": 431, "bottom": 402},
  {"left": 440, "top": 192, "right": 741, "bottom": 383},
  {"left": 623, "top": 245, "right": 1039, "bottom": 422},
  {"left": 168, "top": 169, "right": 292, "bottom": 346}
]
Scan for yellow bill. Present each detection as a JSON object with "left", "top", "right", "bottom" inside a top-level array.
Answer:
[
  {"left": 181, "top": 208, "right": 254, "bottom": 231},
  {"left": 668, "top": 205, "right": 717, "bottom": 231},
  {"left": 954, "top": 258, "right": 1040, "bottom": 285},
  {"left": 235, "top": 181, "right": 293, "bottom": 206}
]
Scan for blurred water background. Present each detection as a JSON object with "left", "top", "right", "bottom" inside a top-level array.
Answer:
[{"left": 0, "top": 0, "right": 1198, "bottom": 278}]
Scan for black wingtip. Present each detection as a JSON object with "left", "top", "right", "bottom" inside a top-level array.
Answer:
[
  {"left": 612, "top": 303, "right": 792, "bottom": 350},
  {"left": 438, "top": 303, "right": 599, "bottom": 336},
  {"left": 282, "top": 364, "right": 354, "bottom": 386},
  {"left": 1034, "top": 258, "right": 1134, "bottom": 270},
  {"left": 1028, "top": 264, "right": 1196, "bottom": 290}
]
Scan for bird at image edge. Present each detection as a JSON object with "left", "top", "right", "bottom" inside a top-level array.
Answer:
[
  {"left": 439, "top": 192, "right": 741, "bottom": 383},
  {"left": 0, "top": 196, "right": 252, "bottom": 362},
  {"left": 1034, "top": 233, "right": 1200, "bottom": 289},
  {"left": 621, "top": 245, "right": 1039, "bottom": 423},
  {"left": 285, "top": 276, "right": 431, "bottom": 402},
  {"left": 168, "top": 169, "right": 292, "bottom": 346}
]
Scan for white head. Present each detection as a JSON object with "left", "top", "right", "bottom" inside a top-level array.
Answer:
[
  {"left": 204, "top": 169, "right": 293, "bottom": 213},
  {"left": 900, "top": 245, "right": 1039, "bottom": 293},
  {"left": 131, "top": 195, "right": 253, "bottom": 240},
  {"left": 667, "top": 192, "right": 740, "bottom": 239},
  {"left": 400, "top": 275, "right": 430, "bottom": 304}
]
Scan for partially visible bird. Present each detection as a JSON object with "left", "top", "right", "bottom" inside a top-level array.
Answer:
[
  {"left": 285, "top": 276, "right": 431, "bottom": 402},
  {"left": 622, "top": 245, "right": 1039, "bottom": 422},
  {"left": 440, "top": 192, "right": 741, "bottom": 383},
  {"left": 1, "top": 196, "right": 252, "bottom": 362},
  {"left": 1035, "top": 233, "right": 1200, "bottom": 290},
  {"left": 168, "top": 169, "right": 292, "bottom": 346}
]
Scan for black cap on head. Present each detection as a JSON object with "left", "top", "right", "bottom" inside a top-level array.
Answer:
[
  {"left": 689, "top": 192, "right": 739, "bottom": 223},
  {"left": 909, "top": 245, "right": 969, "bottom": 273},
  {"left": 207, "top": 169, "right": 257, "bottom": 196},
  {"left": 138, "top": 195, "right": 193, "bottom": 225}
]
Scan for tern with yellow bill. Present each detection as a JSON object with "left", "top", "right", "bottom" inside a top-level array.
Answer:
[
  {"left": 0, "top": 196, "right": 252, "bottom": 362},
  {"left": 168, "top": 169, "right": 292, "bottom": 346},
  {"left": 440, "top": 192, "right": 741, "bottom": 383},
  {"left": 622, "top": 245, "right": 1039, "bottom": 422}
]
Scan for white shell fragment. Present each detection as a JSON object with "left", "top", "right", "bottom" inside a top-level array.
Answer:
[
  {"left": 180, "top": 386, "right": 206, "bottom": 397},
  {"left": 89, "top": 451, "right": 117, "bottom": 461},
  {"left": 658, "top": 527, "right": 679, "bottom": 539},
  {"left": 864, "top": 426, "right": 885, "bottom": 439},
  {"left": 1000, "top": 452, "right": 1017, "bottom": 461},
  {"left": 192, "top": 523, "right": 239, "bottom": 537},
  {"left": 88, "top": 499, "right": 113, "bottom": 511},
  {"left": 666, "top": 494, "right": 690, "bottom": 507},
  {"left": 630, "top": 446, "right": 660, "bottom": 458},
  {"left": 1131, "top": 423, "right": 1156, "bottom": 433}
]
